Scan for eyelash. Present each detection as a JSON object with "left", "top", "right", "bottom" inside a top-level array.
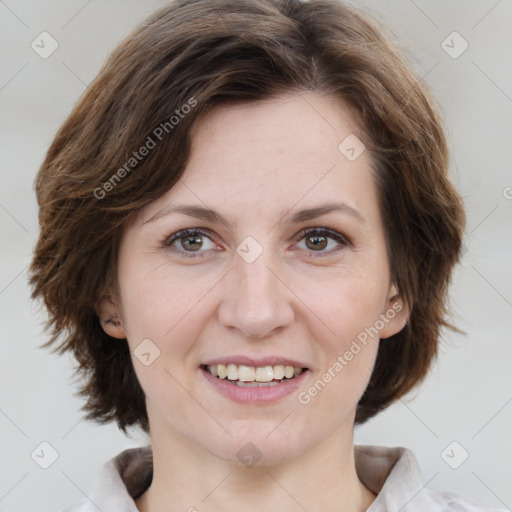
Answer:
[{"left": 162, "top": 227, "right": 351, "bottom": 258}]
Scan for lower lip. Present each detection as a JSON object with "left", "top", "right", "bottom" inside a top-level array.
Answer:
[{"left": 200, "top": 367, "right": 309, "bottom": 403}]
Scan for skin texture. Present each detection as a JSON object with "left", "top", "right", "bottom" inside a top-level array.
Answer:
[{"left": 99, "top": 91, "right": 408, "bottom": 511}]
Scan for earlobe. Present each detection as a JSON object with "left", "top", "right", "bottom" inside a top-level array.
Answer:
[
  {"left": 379, "top": 284, "right": 410, "bottom": 339},
  {"left": 96, "top": 295, "right": 127, "bottom": 339}
]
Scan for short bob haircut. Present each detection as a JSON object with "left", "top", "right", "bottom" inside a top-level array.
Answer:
[{"left": 30, "top": 0, "right": 465, "bottom": 433}]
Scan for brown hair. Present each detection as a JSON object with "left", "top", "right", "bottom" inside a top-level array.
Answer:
[{"left": 29, "top": 0, "right": 465, "bottom": 432}]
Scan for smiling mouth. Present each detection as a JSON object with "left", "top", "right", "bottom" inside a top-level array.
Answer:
[{"left": 202, "top": 363, "right": 307, "bottom": 387}]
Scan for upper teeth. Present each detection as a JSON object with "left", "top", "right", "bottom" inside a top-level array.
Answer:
[{"left": 207, "top": 364, "right": 302, "bottom": 382}]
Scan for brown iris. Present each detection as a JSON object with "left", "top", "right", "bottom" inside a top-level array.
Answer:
[{"left": 305, "top": 234, "right": 328, "bottom": 251}]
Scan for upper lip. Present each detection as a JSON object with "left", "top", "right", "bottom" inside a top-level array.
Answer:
[{"left": 202, "top": 356, "right": 308, "bottom": 368}]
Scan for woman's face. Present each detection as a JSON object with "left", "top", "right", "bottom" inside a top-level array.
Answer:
[{"left": 103, "top": 91, "right": 407, "bottom": 465}]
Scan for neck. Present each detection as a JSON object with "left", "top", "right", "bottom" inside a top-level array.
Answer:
[{"left": 135, "top": 423, "right": 376, "bottom": 512}]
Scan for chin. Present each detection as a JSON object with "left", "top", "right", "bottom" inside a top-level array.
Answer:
[{"left": 202, "top": 424, "right": 311, "bottom": 468}]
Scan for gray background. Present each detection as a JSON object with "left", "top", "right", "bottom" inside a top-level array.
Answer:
[{"left": 0, "top": 1, "right": 511, "bottom": 511}]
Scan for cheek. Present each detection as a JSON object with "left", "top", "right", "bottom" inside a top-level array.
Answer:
[
  {"left": 117, "top": 262, "right": 216, "bottom": 407},
  {"left": 118, "top": 258, "right": 220, "bottom": 343},
  {"left": 296, "top": 263, "right": 387, "bottom": 395},
  {"left": 298, "top": 280, "right": 381, "bottom": 415},
  {"left": 306, "top": 264, "right": 389, "bottom": 343}
]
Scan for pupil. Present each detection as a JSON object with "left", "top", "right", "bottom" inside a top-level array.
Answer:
[{"left": 306, "top": 235, "right": 327, "bottom": 250}]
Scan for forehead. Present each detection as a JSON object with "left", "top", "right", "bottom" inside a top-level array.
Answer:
[
  {"left": 189, "top": 91, "right": 362, "bottom": 173},
  {"left": 136, "top": 91, "right": 380, "bottom": 229}
]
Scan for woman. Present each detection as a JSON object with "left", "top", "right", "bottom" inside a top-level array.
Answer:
[{"left": 29, "top": 0, "right": 503, "bottom": 510}]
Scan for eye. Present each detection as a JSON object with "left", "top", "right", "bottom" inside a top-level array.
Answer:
[
  {"left": 295, "top": 227, "right": 350, "bottom": 255},
  {"left": 163, "top": 228, "right": 218, "bottom": 257},
  {"left": 163, "top": 227, "right": 350, "bottom": 259}
]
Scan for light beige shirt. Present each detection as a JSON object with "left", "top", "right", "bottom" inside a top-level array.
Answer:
[{"left": 62, "top": 445, "right": 506, "bottom": 511}]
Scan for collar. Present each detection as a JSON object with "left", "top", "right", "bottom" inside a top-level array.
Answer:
[{"left": 67, "top": 444, "right": 498, "bottom": 511}]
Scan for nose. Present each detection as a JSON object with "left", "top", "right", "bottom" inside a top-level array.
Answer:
[{"left": 217, "top": 252, "right": 294, "bottom": 339}]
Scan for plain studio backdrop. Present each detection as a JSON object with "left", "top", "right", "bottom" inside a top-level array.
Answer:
[{"left": 0, "top": 1, "right": 511, "bottom": 511}]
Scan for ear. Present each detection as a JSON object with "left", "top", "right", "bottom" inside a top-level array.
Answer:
[
  {"left": 95, "top": 293, "right": 127, "bottom": 339},
  {"left": 379, "top": 283, "right": 410, "bottom": 339}
]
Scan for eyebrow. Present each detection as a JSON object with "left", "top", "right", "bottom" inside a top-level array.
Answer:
[{"left": 141, "top": 201, "right": 365, "bottom": 228}]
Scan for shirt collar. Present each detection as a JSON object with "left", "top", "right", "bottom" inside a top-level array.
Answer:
[
  {"left": 82, "top": 444, "right": 429, "bottom": 511},
  {"left": 355, "top": 445, "right": 426, "bottom": 511}
]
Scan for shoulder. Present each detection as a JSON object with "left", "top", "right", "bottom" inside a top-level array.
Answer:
[
  {"left": 355, "top": 445, "right": 507, "bottom": 512},
  {"left": 59, "top": 446, "right": 151, "bottom": 512}
]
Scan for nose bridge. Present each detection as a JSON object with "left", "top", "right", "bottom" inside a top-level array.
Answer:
[
  {"left": 238, "top": 252, "right": 275, "bottom": 300},
  {"left": 218, "top": 249, "right": 294, "bottom": 339}
]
